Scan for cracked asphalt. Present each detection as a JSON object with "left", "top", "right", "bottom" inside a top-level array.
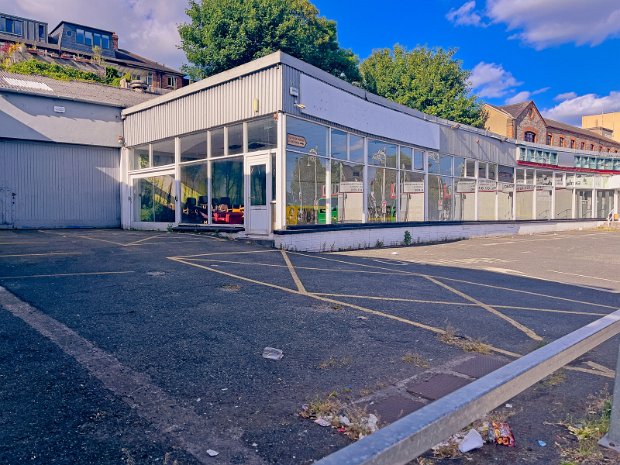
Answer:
[{"left": 0, "top": 228, "right": 618, "bottom": 465}]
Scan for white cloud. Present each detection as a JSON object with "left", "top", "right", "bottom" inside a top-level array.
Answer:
[
  {"left": 542, "top": 91, "right": 620, "bottom": 125},
  {"left": 505, "top": 91, "right": 531, "bottom": 105},
  {"left": 449, "top": 0, "right": 620, "bottom": 49},
  {"left": 6, "top": 0, "right": 187, "bottom": 69},
  {"left": 554, "top": 92, "right": 578, "bottom": 101},
  {"left": 469, "top": 62, "right": 521, "bottom": 98},
  {"left": 446, "top": 1, "right": 486, "bottom": 27}
]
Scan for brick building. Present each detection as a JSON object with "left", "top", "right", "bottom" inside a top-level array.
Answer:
[
  {"left": 0, "top": 11, "right": 185, "bottom": 93},
  {"left": 484, "top": 101, "right": 620, "bottom": 154}
]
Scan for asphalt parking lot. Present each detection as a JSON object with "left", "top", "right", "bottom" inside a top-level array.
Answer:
[{"left": 0, "top": 228, "right": 619, "bottom": 465}]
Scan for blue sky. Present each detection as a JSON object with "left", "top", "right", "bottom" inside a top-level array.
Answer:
[{"left": 4, "top": 0, "right": 620, "bottom": 125}]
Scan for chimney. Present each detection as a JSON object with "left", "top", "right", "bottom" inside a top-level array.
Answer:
[{"left": 112, "top": 32, "right": 119, "bottom": 50}]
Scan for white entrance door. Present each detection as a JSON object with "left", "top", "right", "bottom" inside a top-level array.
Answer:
[
  {"left": 246, "top": 154, "right": 271, "bottom": 235},
  {"left": 0, "top": 188, "right": 15, "bottom": 229}
]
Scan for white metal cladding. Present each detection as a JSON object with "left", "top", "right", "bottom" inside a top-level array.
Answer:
[
  {"left": 0, "top": 140, "right": 121, "bottom": 228},
  {"left": 124, "top": 66, "right": 282, "bottom": 147},
  {"left": 439, "top": 126, "right": 517, "bottom": 166}
]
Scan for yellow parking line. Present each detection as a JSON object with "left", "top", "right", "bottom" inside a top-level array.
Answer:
[
  {"left": 425, "top": 275, "right": 543, "bottom": 341},
  {"left": 0, "top": 242, "right": 41, "bottom": 245},
  {"left": 314, "top": 292, "right": 477, "bottom": 307},
  {"left": 125, "top": 235, "right": 161, "bottom": 246},
  {"left": 168, "top": 256, "right": 519, "bottom": 359},
  {"left": 0, "top": 252, "right": 81, "bottom": 258},
  {"left": 0, "top": 271, "right": 135, "bottom": 279},
  {"left": 281, "top": 250, "right": 307, "bottom": 294},
  {"left": 173, "top": 249, "right": 279, "bottom": 259},
  {"left": 293, "top": 252, "right": 618, "bottom": 310}
]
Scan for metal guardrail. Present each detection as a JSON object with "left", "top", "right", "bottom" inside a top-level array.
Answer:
[{"left": 315, "top": 308, "right": 620, "bottom": 465}]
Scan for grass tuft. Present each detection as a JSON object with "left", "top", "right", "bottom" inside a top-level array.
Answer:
[{"left": 438, "top": 325, "right": 492, "bottom": 354}]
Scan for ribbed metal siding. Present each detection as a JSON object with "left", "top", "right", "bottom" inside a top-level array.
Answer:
[
  {"left": 0, "top": 140, "right": 120, "bottom": 228},
  {"left": 439, "top": 126, "right": 516, "bottom": 165},
  {"left": 124, "top": 66, "right": 283, "bottom": 146}
]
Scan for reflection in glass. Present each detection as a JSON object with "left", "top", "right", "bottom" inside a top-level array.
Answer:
[
  {"left": 211, "top": 128, "right": 225, "bottom": 157},
  {"left": 248, "top": 118, "right": 277, "bottom": 151},
  {"left": 367, "top": 167, "right": 397, "bottom": 222},
  {"left": 212, "top": 158, "right": 244, "bottom": 224},
  {"left": 414, "top": 150, "right": 425, "bottom": 171},
  {"left": 368, "top": 140, "right": 397, "bottom": 168},
  {"left": 180, "top": 133, "right": 207, "bottom": 162},
  {"left": 228, "top": 124, "right": 244, "bottom": 155},
  {"left": 133, "top": 175, "right": 176, "bottom": 222},
  {"left": 332, "top": 161, "right": 364, "bottom": 223},
  {"left": 596, "top": 190, "right": 614, "bottom": 218},
  {"left": 577, "top": 191, "right": 592, "bottom": 218},
  {"left": 286, "top": 117, "right": 328, "bottom": 156},
  {"left": 331, "top": 129, "right": 348, "bottom": 160},
  {"left": 400, "top": 171, "right": 424, "bottom": 221},
  {"left": 180, "top": 163, "right": 209, "bottom": 224},
  {"left": 285, "top": 152, "right": 327, "bottom": 225},
  {"left": 131, "top": 144, "right": 150, "bottom": 170},
  {"left": 428, "top": 175, "right": 453, "bottom": 221},
  {"left": 400, "top": 146, "right": 413, "bottom": 171},
  {"left": 350, "top": 135, "right": 365, "bottom": 163},
  {"left": 152, "top": 139, "right": 175, "bottom": 166},
  {"left": 250, "top": 164, "right": 267, "bottom": 206},
  {"left": 453, "top": 157, "right": 466, "bottom": 178}
]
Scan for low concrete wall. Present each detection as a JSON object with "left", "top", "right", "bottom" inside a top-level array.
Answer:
[{"left": 274, "top": 221, "right": 605, "bottom": 252}]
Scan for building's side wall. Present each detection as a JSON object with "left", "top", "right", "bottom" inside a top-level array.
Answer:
[
  {"left": 484, "top": 106, "right": 513, "bottom": 139},
  {"left": 582, "top": 113, "right": 620, "bottom": 143},
  {"left": 0, "top": 93, "right": 123, "bottom": 147},
  {"left": 514, "top": 104, "right": 547, "bottom": 144},
  {"left": 123, "top": 66, "right": 282, "bottom": 146},
  {"left": 547, "top": 126, "right": 620, "bottom": 153},
  {"left": 0, "top": 140, "right": 120, "bottom": 228}
]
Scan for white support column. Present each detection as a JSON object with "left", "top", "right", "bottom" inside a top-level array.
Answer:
[
  {"left": 325, "top": 129, "right": 332, "bottom": 225},
  {"left": 275, "top": 113, "right": 285, "bottom": 230},
  {"left": 120, "top": 147, "right": 131, "bottom": 229},
  {"left": 363, "top": 138, "right": 368, "bottom": 223},
  {"left": 207, "top": 130, "right": 213, "bottom": 225},
  {"left": 174, "top": 137, "right": 181, "bottom": 225}
]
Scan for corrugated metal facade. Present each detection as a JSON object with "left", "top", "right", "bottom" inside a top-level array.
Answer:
[
  {"left": 0, "top": 140, "right": 120, "bottom": 228},
  {"left": 438, "top": 126, "right": 517, "bottom": 166},
  {"left": 124, "top": 66, "right": 282, "bottom": 147}
]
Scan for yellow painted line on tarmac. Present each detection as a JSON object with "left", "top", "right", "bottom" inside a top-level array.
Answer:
[
  {"left": 168, "top": 256, "right": 519, "bottom": 359},
  {"left": 0, "top": 271, "right": 135, "bottom": 279},
  {"left": 583, "top": 361, "right": 615, "bottom": 377},
  {"left": 173, "top": 249, "right": 279, "bottom": 259},
  {"left": 125, "top": 235, "right": 162, "bottom": 246},
  {"left": 281, "top": 250, "right": 307, "bottom": 294},
  {"left": 565, "top": 366, "right": 615, "bottom": 379},
  {"left": 548, "top": 270, "right": 620, "bottom": 284},
  {"left": 0, "top": 242, "right": 41, "bottom": 245},
  {"left": 293, "top": 252, "right": 618, "bottom": 310},
  {"left": 73, "top": 235, "right": 127, "bottom": 247},
  {"left": 0, "top": 252, "right": 81, "bottom": 258},
  {"left": 425, "top": 275, "right": 543, "bottom": 341},
  {"left": 314, "top": 292, "right": 477, "bottom": 307}
]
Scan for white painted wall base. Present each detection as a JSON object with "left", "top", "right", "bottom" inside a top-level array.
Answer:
[{"left": 274, "top": 221, "right": 606, "bottom": 252}]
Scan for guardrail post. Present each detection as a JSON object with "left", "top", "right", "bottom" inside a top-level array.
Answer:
[{"left": 599, "top": 341, "right": 620, "bottom": 452}]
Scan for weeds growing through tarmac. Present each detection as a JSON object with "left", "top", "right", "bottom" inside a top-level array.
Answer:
[
  {"left": 401, "top": 352, "right": 430, "bottom": 368},
  {"left": 438, "top": 325, "right": 492, "bottom": 354}
]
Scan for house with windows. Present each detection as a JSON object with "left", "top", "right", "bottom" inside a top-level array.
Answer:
[
  {"left": 484, "top": 101, "right": 620, "bottom": 153},
  {"left": 0, "top": 11, "right": 185, "bottom": 93}
]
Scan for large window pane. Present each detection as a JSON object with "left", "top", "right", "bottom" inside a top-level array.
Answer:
[
  {"left": 212, "top": 158, "right": 244, "bottom": 224},
  {"left": 400, "top": 171, "right": 424, "bottom": 222},
  {"left": 180, "top": 163, "right": 209, "bottom": 224},
  {"left": 478, "top": 179, "right": 497, "bottom": 220},
  {"left": 367, "top": 167, "right": 397, "bottom": 222},
  {"left": 210, "top": 128, "right": 225, "bottom": 157},
  {"left": 577, "top": 191, "right": 592, "bottom": 218},
  {"left": 428, "top": 153, "right": 441, "bottom": 174},
  {"left": 400, "top": 146, "right": 413, "bottom": 171},
  {"left": 285, "top": 152, "right": 327, "bottom": 225},
  {"left": 414, "top": 149, "right": 425, "bottom": 171},
  {"left": 350, "top": 135, "right": 365, "bottom": 163},
  {"left": 428, "top": 175, "right": 453, "bottom": 221},
  {"left": 133, "top": 175, "right": 175, "bottom": 223},
  {"left": 180, "top": 132, "right": 207, "bottom": 163},
  {"left": 498, "top": 182, "right": 514, "bottom": 220},
  {"left": 331, "top": 129, "right": 348, "bottom": 160},
  {"left": 152, "top": 139, "right": 175, "bottom": 167},
  {"left": 440, "top": 156, "right": 453, "bottom": 176},
  {"left": 227, "top": 124, "right": 244, "bottom": 155},
  {"left": 453, "top": 157, "right": 466, "bottom": 178},
  {"left": 597, "top": 190, "right": 614, "bottom": 218},
  {"left": 247, "top": 117, "right": 277, "bottom": 151},
  {"left": 131, "top": 144, "right": 149, "bottom": 170},
  {"left": 332, "top": 161, "right": 364, "bottom": 223},
  {"left": 286, "top": 118, "right": 328, "bottom": 156},
  {"left": 498, "top": 165, "right": 514, "bottom": 183},
  {"left": 454, "top": 178, "right": 476, "bottom": 221},
  {"left": 368, "top": 140, "right": 397, "bottom": 168}
]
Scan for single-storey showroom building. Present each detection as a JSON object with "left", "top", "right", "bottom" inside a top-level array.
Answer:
[{"left": 2, "top": 52, "right": 619, "bottom": 250}]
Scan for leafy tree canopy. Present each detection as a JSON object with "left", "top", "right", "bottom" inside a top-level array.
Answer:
[
  {"left": 360, "top": 45, "right": 486, "bottom": 128},
  {"left": 178, "top": 0, "right": 360, "bottom": 82}
]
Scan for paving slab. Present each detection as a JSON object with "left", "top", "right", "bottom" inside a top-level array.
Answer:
[
  {"left": 452, "top": 355, "right": 508, "bottom": 378},
  {"left": 406, "top": 374, "right": 472, "bottom": 400},
  {"left": 361, "top": 394, "right": 426, "bottom": 425}
]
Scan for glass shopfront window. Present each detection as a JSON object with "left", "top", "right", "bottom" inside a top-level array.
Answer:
[
  {"left": 350, "top": 135, "right": 365, "bottom": 163},
  {"left": 331, "top": 129, "right": 348, "bottom": 160},
  {"left": 286, "top": 118, "right": 328, "bottom": 156},
  {"left": 368, "top": 140, "right": 398, "bottom": 168},
  {"left": 453, "top": 157, "right": 466, "bottom": 178},
  {"left": 400, "top": 146, "right": 413, "bottom": 171},
  {"left": 332, "top": 161, "right": 364, "bottom": 223},
  {"left": 577, "top": 190, "right": 592, "bottom": 218},
  {"left": 180, "top": 133, "right": 207, "bottom": 163},
  {"left": 367, "top": 167, "right": 397, "bottom": 223},
  {"left": 152, "top": 138, "right": 175, "bottom": 167},
  {"left": 131, "top": 144, "right": 150, "bottom": 170},
  {"left": 413, "top": 149, "right": 425, "bottom": 171},
  {"left": 212, "top": 158, "right": 244, "bottom": 224},
  {"left": 133, "top": 174, "right": 176, "bottom": 222},
  {"left": 428, "top": 175, "right": 453, "bottom": 221},
  {"left": 285, "top": 152, "right": 327, "bottom": 226},
  {"left": 400, "top": 171, "right": 424, "bottom": 221},
  {"left": 247, "top": 117, "right": 277, "bottom": 151},
  {"left": 211, "top": 128, "right": 225, "bottom": 157},
  {"left": 227, "top": 124, "right": 244, "bottom": 155},
  {"left": 597, "top": 190, "right": 614, "bottom": 218},
  {"left": 180, "top": 163, "right": 209, "bottom": 224},
  {"left": 454, "top": 177, "right": 476, "bottom": 221}
]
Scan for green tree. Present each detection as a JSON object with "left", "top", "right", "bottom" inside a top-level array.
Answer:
[
  {"left": 178, "top": 0, "right": 360, "bottom": 82},
  {"left": 360, "top": 45, "right": 486, "bottom": 128}
]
